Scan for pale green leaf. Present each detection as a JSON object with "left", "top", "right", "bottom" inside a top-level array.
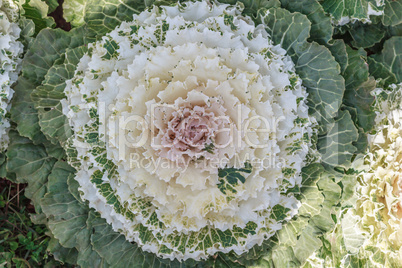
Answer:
[{"left": 63, "top": 0, "right": 87, "bottom": 27}]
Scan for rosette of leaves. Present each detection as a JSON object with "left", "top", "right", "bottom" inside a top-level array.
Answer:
[
  {"left": 0, "top": 0, "right": 60, "bottom": 177},
  {"left": 5, "top": 0, "right": 367, "bottom": 266}
]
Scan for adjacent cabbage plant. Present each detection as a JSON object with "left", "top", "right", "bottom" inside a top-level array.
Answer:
[
  {"left": 0, "top": 0, "right": 23, "bottom": 151},
  {"left": 5, "top": 0, "right": 401, "bottom": 267},
  {"left": 355, "top": 83, "right": 402, "bottom": 266}
]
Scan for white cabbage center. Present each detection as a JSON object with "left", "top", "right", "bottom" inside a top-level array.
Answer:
[{"left": 62, "top": 2, "right": 317, "bottom": 260}]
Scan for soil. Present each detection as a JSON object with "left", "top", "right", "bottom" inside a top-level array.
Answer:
[{"left": 49, "top": 0, "right": 71, "bottom": 31}]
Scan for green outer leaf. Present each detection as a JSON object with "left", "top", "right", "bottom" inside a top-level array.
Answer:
[
  {"left": 326, "top": 39, "right": 348, "bottom": 74},
  {"left": 280, "top": 0, "right": 333, "bottom": 45},
  {"left": 343, "top": 77, "right": 376, "bottom": 133},
  {"left": 90, "top": 215, "right": 184, "bottom": 267},
  {"left": 47, "top": 235, "right": 79, "bottom": 265},
  {"left": 11, "top": 27, "right": 90, "bottom": 145},
  {"left": 349, "top": 22, "right": 386, "bottom": 48},
  {"left": 32, "top": 45, "right": 88, "bottom": 146},
  {"left": 6, "top": 130, "right": 56, "bottom": 213},
  {"left": 368, "top": 57, "right": 398, "bottom": 87},
  {"left": 383, "top": 0, "right": 402, "bottom": 26},
  {"left": 11, "top": 77, "right": 48, "bottom": 145},
  {"left": 342, "top": 46, "right": 375, "bottom": 132},
  {"left": 371, "top": 36, "right": 402, "bottom": 82},
  {"left": 40, "top": 161, "right": 110, "bottom": 267},
  {"left": 318, "top": 110, "right": 358, "bottom": 169},
  {"left": 18, "top": 17, "right": 36, "bottom": 49},
  {"left": 41, "top": 161, "right": 89, "bottom": 249},
  {"left": 261, "top": 7, "right": 345, "bottom": 135}
]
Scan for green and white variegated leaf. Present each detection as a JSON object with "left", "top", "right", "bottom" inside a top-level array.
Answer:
[
  {"left": 206, "top": 0, "right": 281, "bottom": 18},
  {"left": 320, "top": 0, "right": 385, "bottom": 26},
  {"left": 84, "top": 0, "right": 148, "bottom": 39},
  {"left": 62, "top": 0, "right": 87, "bottom": 27},
  {"left": 31, "top": 45, "right": 88, "bottom": 147}
]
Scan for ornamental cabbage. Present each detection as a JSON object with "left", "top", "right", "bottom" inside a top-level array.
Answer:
[
  {"left": 6, "top": 0, "right": 399, "bottom": 267},
  {"left": 0, "top": 0, "right": 23, "bottom": 151},
  {"left": 60, "top": 2, "right": 318, "bottom": 260},
  {"left": 355, "top": 83, "right": 402, "bottom": 266}
]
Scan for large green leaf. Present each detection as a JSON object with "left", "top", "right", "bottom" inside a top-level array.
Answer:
[
  {"left": 47, "top": 235, "right": 79, "bottom": 265},
  {"left": 383, "top": 0, "right": 402, "bottom": 26},
  {"left": 32, "top": 45, "right": 88, "bottom": 146},
  {"left": 11, "top": 27, "right": 90, "bottom": 145},
  {"left": 261, "top": 7, "right": 345, "bottom": 134},
  {"left": 371, "top": 36, "right": 402, "bottom": 82},
  {"left": 41, "top": 162, "right": 89, "bottom": 249},
  {"left": 244, "top": 164, "right": 353, "bottom": 267},
  {"left": 368, "top": 57, "right": 398, "bottom": 87},
  {"left": 342, "top": 46, "right": 375, "bottom": 132},
  {"left": 349, "top": 22, "right": 386, "bottom": 48},
  {"left": 317, "top": 110, "right": 358, "bottom": 169},
  {"left": 6, "top": 130, "right": 57, "bottom": 213},
  {"left": 40, "top": 161, "right": 110, "bottom": 267},
  {"left": 280, "top": 0, "right": 333, "bottom": 45},
  {"left": 326, "top": 39, "right": 348, "bottom": 73},
  {"left": 11, "top": 77, "right": 48, "bottom": 145}
]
